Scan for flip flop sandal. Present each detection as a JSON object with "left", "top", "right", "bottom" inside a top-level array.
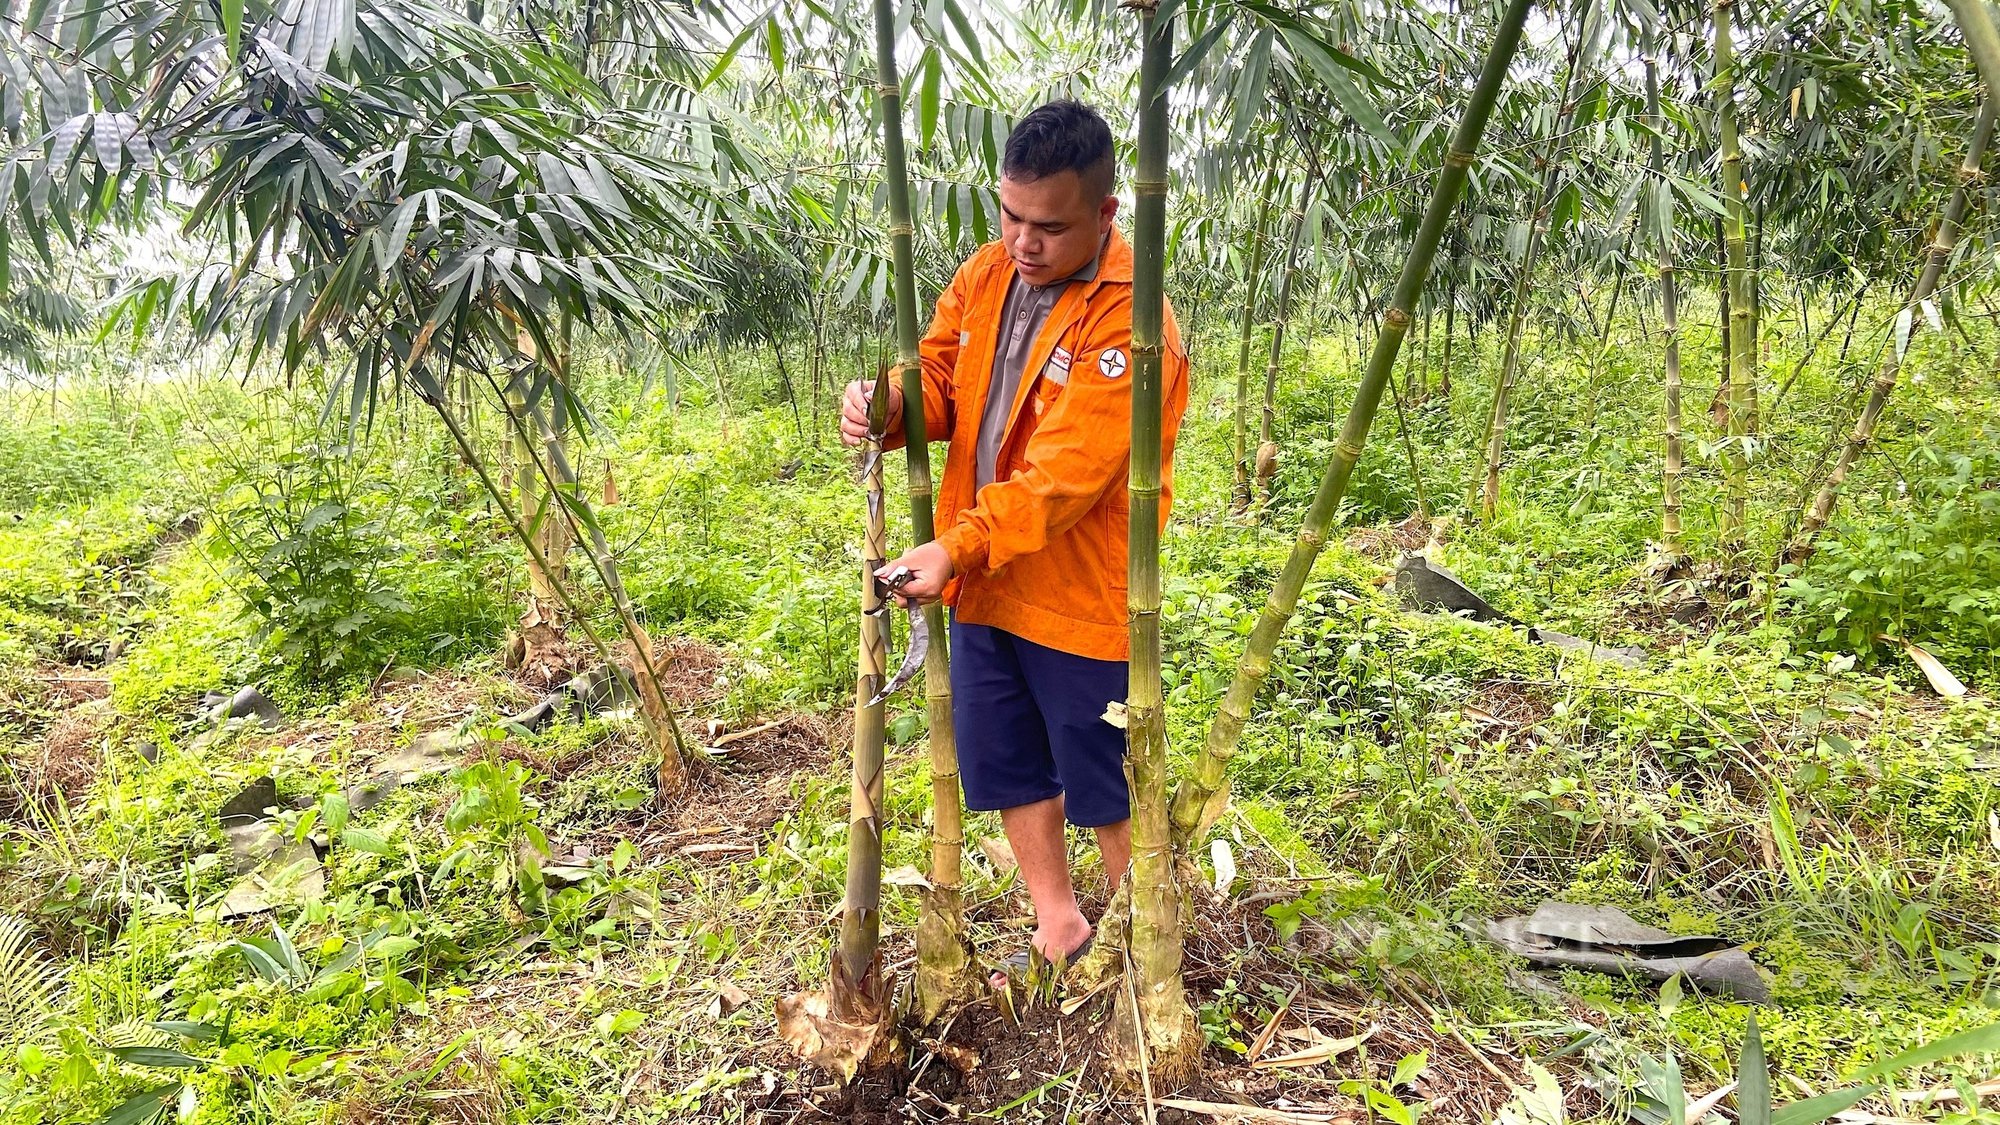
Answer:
[{"left": 993, "top": 932, "right": 1095, "bottom": 983}]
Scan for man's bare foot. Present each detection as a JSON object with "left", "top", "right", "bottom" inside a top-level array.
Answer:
[{"left": 990, "top": 913, "right": 1093, "bottom": 990}]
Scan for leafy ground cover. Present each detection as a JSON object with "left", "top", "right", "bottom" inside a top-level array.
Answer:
[{"left": 4, "top": 314, "right": 1999, "bottom": 1123}]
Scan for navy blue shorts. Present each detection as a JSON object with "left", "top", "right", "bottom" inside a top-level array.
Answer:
[{"left": 949, "top": 617, "right": 1130, "bottom": 828}]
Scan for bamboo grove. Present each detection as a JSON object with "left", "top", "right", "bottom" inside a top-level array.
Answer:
[{"left": 5, "top": 0, "right": 2000, "bottom": 1100}]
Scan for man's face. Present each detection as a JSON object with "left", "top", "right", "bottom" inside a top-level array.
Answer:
[{"left": 998, "top": 170, "right": 1117, "bottom": 287}]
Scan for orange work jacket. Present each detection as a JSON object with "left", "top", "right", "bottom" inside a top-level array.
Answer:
[{"left": 894, "top": 227, "right": 1191, "bottom": 662}]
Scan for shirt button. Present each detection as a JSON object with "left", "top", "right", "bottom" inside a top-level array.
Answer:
[{"left": 1017, "top": 311, "right": 1028, "bottom": 320}]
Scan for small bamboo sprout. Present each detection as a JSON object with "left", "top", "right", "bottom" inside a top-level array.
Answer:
[
  {"left": 776, "top": 365, "right": 897, "bottom": 1081},
  {"left": 1170, "top": 0, "right": 1536, "bottom": 847},
  {"left": 1789, "top": 95, "right": 1997, "bottom": 562}
]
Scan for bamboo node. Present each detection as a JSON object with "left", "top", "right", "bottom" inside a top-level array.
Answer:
[
  {"left": 1335, "top": 438, "right": 1364, "bottom": 460},
  {"left": 1384, "top": 307, "right": 1412, "bottom": 328},
  {"left": 1132, "top": 177, "right": 1169, "bottom": 192},
  {"left": 874, "top": 82, "right": 900, "bottom": 98},
  {"left": 1445, "top": 150, "right": 1476, "bottom": 168},
  {"left": 888, "top": 223, "right": 915, "bottom": 238}
]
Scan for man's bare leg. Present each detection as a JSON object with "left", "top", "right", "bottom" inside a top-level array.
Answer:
[
  {"left": 1094, "top": 818, "right": 1131, "bottom": 892},
  {"left": 996, "top": 796, "right": 1093, "bottom": 981}
]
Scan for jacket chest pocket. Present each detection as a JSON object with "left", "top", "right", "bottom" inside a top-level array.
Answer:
[{"left": 1027, "top": 373, "right": 1064, "bottom": 423}]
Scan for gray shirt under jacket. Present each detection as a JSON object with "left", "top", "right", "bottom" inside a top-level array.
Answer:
[{"left": 973, "top": 249, "right": 1103, "bottom": 490}]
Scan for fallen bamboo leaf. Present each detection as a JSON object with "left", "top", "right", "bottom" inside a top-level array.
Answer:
[
  {"left": 1684, "top": 1079, "right": 1738, "bottom": 1122},
  {"left": 1058, "top": 978, "right": 1116, "bottom": 1016},
  {"left": 1211, "top": 838, "right": 1238, "bottom": 895},
  {"left": 1879, "top": 634, "right": 1967, "bottom": 698},
  {"left": 1244, "top": 987, "right": 1299, "bottom": 1065},
  {"left": 882, "top": 865, "right": 931, "bottom": 889},
  {"left": 1159, "top": 1097, "right": 1353, "bottom": 1124},
  {"left": 714, "top": 981, "right": 751, "bottom": 1014},
  {"left": 918, "top": 1038, "right": 980, "bottom": 1074},
  {"left": 1253, "top": 1025, "right": 1376, "bottom": 1070},
  {"left": 977, "top": 836, "right": 1017, "bottom": 874},
  {"left": 706, "top": 718, "right": 788, "bottom": 750},
  {"left": 680, "top": 836, "right": 756, "bottom": 852}
]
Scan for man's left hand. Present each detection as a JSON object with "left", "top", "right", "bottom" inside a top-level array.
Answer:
[{"left": 876, "top": 541, "right": 954, "bottom": 608}]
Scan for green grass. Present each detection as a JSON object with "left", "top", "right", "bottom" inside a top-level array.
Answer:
[{"left": 5, "top": 311, "right": 2000, "bottom": 1123}]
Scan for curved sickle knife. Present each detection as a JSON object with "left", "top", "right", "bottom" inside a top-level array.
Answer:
[{"left": 862, "top": 363, "right": 930, "bottom": 709}]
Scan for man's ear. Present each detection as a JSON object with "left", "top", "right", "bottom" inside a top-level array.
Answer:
[{"left": 1098, "top": 194, "right": 1119, "bottom": 230}]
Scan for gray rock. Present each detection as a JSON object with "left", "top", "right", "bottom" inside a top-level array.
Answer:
[
  {"left": 205, "top": 685, "right": 282, "bottom": 729},
  {"left": 218, "top": 776, "right": 281, "bottom": 825},
  {"left": 211, "top": 775, "right": 325, "bottom": 913},
  {"left": 344, "top": 775, "right": 401, "bottom": 814},
  {"left": 215, "top": 841, "right": 324, "bottom": 918},
  {"left": 1395, "top": 553, "right": 1511, "bottom": 623},
  {"left": 1527, "top": 627, "right": 1646, "bottom": 668},
  {"left": 563, "top": 665, "right": 635, "bottom": 714},
  {"left": 1486, "top": 901, "right": 1769, "bottom": 1003},
  {"left": 373, "top": 728, "right": 472, "bottom": 781},
  {"left": 504, "top": 696, "right": 561, "bottom": 733}
]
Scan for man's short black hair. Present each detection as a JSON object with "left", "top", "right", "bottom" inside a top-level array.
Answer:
[{"left": 1002, "top": 100, "right": 1115, "bottom": 200}]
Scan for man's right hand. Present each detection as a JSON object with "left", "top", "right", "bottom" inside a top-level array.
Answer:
[{"left": 840, "top": 379, "right": 903, "bottom": 447}]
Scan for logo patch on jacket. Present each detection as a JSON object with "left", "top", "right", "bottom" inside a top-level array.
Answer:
[
  {"left": 1044, "top": 346, "right": 1072, "bottom": 385},
  {"left": 1098, "top": 347, "right": 1128, "bottom": 379},
  {"left": 959, "top": 331, "right": 972, "bottom": 346}
]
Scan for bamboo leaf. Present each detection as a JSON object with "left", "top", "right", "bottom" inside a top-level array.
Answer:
[
  {"left": 1768, "top": 1087, "right": 1875, "bottom": 1125},
  {"left": 1738, "top": 1015, "right": 1771, "bottom": 1125},
  {"left": 918, "top": 47, "right": 941, "bottom": 149},
  {"left": 223, "top": 0, "right": 244, "bottom": 60},
  {"left": 94, "top": 1083, "right": 180, "bottom": 1125},
  {"left": 1852, "top": 1020, "right": 2000, "bottom": 1081},
  {"left": 108, "top": 1046, "right": 204, "bottom": 1069},
  {"left": 1164, "top": 13, "right": 1233, "bottom": 91}
]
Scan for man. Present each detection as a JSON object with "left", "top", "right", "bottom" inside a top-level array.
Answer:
[{"left": 838, "top": 100, "right": 1191, "bottom": 980}]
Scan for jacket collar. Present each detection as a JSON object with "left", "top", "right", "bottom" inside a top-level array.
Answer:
[
  {"left": 993, "top": 225, "right": 1133, "bottom": 295},
  {"left": 1087, "top": 225, "right": 1133, "bottom": 292}
]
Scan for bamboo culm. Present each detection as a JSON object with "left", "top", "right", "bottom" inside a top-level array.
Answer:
[
  {"left": 1233, "top": 193, "right": 1277, "bottom": 514},
  {"left": 1790, "top": 95, "right": 1997, "bottom": 560},
  {"left": 1949, "top": 0, "right": 2000, "bottom": 104},
  {"left": 1255, "top": 177, "right": 1314, "bottom": 507},
  {"left": 1113, "top": 0, "right": 1199, "bottom": 1087},
  {"left": 1716, "top": 0, "right": 1755, "bottom": 552},
  {"left": 1479, "top": 7, "right": 1595, "bottom": 521},
  {"left": 1644, "top": 35, "right": 1686, "bottom": 561},
  {"left": 1169, "top": 0, "right": 1537, "bottom": 846},
  {"left": 870, "top": 0, "right": 973, "bottom": 1019}
]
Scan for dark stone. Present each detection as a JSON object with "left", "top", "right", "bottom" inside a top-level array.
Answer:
[
  {"left": 135, "top": 741, "right": 159, "bottom": 764},
  {"left": 207, "top": 685, "right": 282, "bottom": 728},
  {"left": 218, "top": 776, "right": 281, "bottom": 826},
  {"left": 1395, "top": 553, "right": 1511, "bottom": 623},
  {"left": 1486, "top": 901, "right": 1769, "bottom": 1003},
  {"left": 562, "top": 666, "right": 634, "bottom": 715},
  {"left": 505, "top": 696, "right": 561, "bottom": 733}
]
